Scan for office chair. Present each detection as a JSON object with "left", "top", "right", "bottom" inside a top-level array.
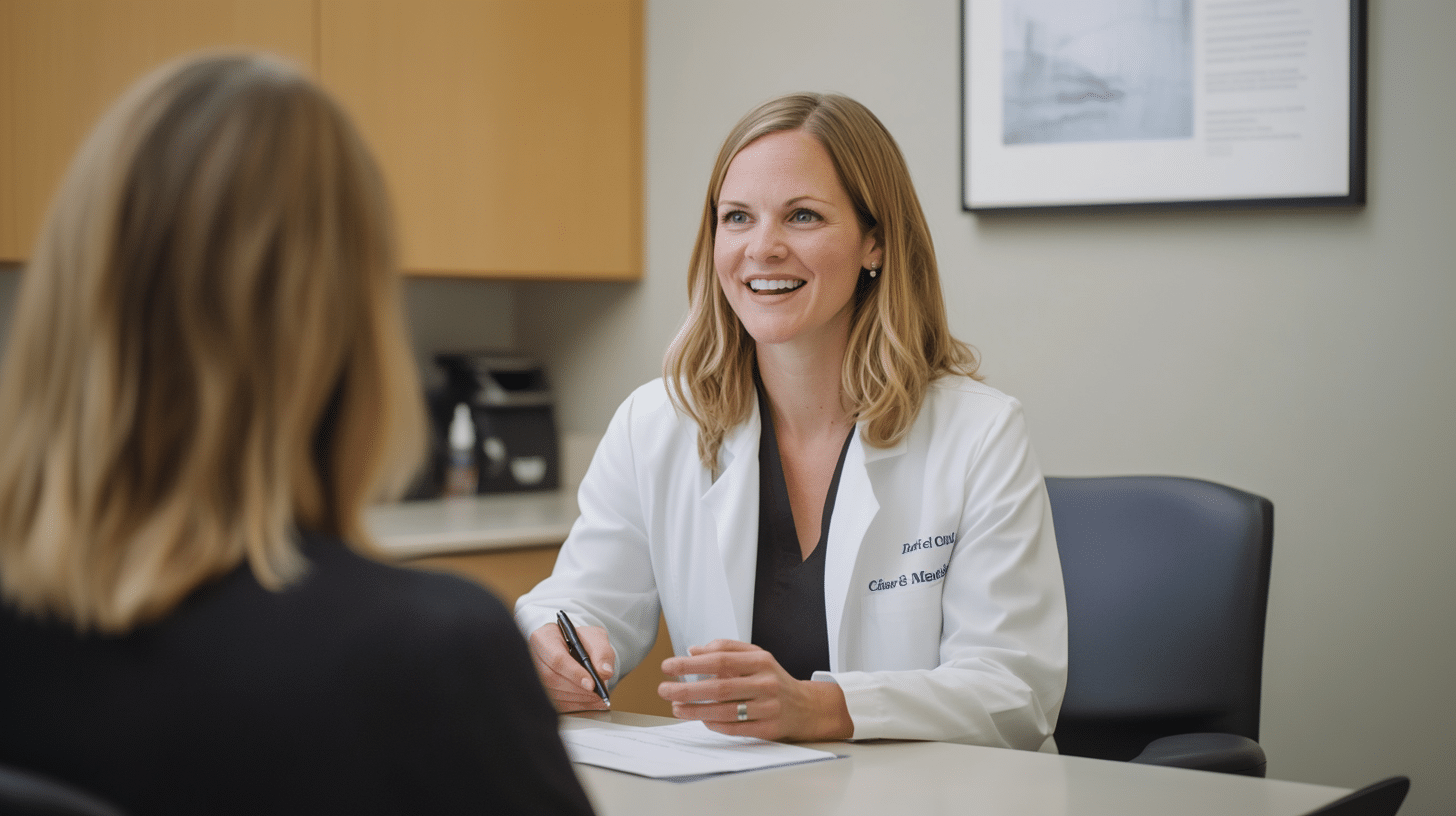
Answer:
[
  {"left": 1045, "top": 475, "right": 1274, "bottom": 777},
  {"left": 0, "top": 763, "right": 127, "bottom": 816},
  {"left": 1300, "top": 776, "right": 1410, "bottom": 816}
]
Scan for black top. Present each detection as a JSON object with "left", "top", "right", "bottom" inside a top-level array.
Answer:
[
  {"left": 750, "top": 386, "right": 854, "bottom": 681},
  {"left": 0, "top": 532, "right": 594, "bottom": 816}
]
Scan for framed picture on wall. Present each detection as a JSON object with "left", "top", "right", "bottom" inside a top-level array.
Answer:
[{"left": 961, "top": 0, "right": 1367, "bottom": 211}]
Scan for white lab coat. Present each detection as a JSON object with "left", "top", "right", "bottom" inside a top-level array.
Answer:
[{"left": 516, "top": 375, "right": 1067, "bottom": 749}]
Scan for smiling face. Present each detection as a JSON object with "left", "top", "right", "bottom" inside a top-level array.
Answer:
[{"left": 713, "top": 129, "right": 880, "bottom": 357}]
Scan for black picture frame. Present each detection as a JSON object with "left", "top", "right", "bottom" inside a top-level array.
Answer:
[{"left": 961, "top": 0, "right": 1367, "bottom": 212}]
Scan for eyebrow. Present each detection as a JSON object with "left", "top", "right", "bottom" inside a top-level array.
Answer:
[{"left": 717, "top": 195, "right": 834, "bottom": 210}]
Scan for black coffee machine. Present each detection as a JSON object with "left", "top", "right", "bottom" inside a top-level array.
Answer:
[{"left": 414, "top": 352, "right": 561, "bottom": 497}]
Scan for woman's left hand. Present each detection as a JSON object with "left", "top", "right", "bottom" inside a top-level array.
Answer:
[{"left": 657, "top": 639, "right": 853, "bottom": 742}]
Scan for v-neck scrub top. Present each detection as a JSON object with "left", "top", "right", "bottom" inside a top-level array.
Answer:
[{"left": 750, "top": 385, "right": 854, "bottom": 681}]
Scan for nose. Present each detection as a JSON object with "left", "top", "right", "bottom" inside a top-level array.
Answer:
[{"left": 744, "top": 221, "right": 786, "bottom": 263}]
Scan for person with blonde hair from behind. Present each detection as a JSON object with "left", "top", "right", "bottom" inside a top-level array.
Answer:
[
  {"left": 516, "top": 92, "right": 1067, "bottom": 749},
  {"left": 0, "top": 52, "right": 593, "bottom": 816}
]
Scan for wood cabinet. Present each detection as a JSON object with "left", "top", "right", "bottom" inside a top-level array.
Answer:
[
  {"left": 319, "top": 0, "right": 642, "bottom": 279},
  {"left": 412, "top": 546, "right": 674, "bottom": 717},
  {"left": 0, "top": 0, "right": 315, "bottom": 261},
  {"left": 0, "top": 0, "right": 642, "bottom": 280},
  {"left": 1, "top": 1, "right": 15, "bottom": 258}
]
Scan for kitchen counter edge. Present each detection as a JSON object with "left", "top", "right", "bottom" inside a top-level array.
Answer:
[{"left": 366, "top": 491, "right": 578, "bottom": 559}]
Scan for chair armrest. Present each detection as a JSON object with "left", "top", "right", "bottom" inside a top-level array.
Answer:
[
  {"left": 1129, "top": 732, "right": 1267, "bottom": 777},
  {"left": 1299, "top": 775, "right": 1409, "bottom": 816}
]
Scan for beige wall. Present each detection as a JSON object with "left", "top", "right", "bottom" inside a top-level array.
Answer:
[{"left": 517, "top": 2, "right": 1456, "bottom": 815}]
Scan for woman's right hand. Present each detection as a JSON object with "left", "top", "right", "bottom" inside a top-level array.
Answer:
[{"left": 527, "top": 622, "right": 616, "bottom": 712}]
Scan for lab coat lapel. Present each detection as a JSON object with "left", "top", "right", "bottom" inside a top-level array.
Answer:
[
  {"left": 822, "top": 430, "right": 902, "bottom": 671},
  {"left": 700, "top": 406, "right": 761, "bottom": 642}
]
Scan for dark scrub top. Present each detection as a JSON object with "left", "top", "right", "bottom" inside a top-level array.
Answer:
[{"left": 750, "top": 385, "right": 854, "bottom": 680}]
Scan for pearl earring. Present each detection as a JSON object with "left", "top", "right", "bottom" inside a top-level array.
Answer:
[{"left": 868, "top": 262, "right": 879, "bottom": 279}]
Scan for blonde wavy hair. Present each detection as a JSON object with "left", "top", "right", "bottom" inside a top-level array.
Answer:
[
  {"left": 0, "top": 52, "right": 425, "bottom": 633},
  {"left": 664, "top": 92, "right": 978, "bottom": 471}
]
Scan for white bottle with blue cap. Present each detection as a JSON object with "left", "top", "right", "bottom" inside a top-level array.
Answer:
[{"left": 443, "top": 402, "right": 478, "bottom": 497}]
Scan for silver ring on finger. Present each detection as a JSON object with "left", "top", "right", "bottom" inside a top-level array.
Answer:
[{"left": 737, "top": 702, "right": 748, "bottom": 722}]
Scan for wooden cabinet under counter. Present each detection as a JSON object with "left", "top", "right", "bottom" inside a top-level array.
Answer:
[{"left": 369, "top": 494, "right": 672, "bottom": 717}]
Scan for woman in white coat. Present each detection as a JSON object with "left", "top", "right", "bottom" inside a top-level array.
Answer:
[{"left": 516, "top": 92, "right": 1067, "bottom": 749}]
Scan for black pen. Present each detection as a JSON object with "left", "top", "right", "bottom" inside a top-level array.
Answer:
[{"left": 556, "top": 610, "right": 610, "bottom": 706}]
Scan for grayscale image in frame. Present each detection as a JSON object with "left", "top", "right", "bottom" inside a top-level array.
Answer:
[{"left": 1002, "top": 0, "right": 1194, "bottom": 145}]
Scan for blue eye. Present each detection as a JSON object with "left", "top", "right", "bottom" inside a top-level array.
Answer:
[
  {"left": 720, "top": 210, "right": 749, "bottom": 225},
  {"left": 789, "top": 209, "right": 821, "bottom": 223}
]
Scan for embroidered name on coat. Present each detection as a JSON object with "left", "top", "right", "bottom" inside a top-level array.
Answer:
[
  {"left": 900, "top": 532, "right": 956, "bottom": 554},
  {"left": 868, "top": 562, "right": 950, "bottom": 592}
]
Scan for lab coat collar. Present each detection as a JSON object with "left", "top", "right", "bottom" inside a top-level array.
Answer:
[
  {"left": 700, "top": 405, "right": 762, "bottom": 641},
  {"left": 822, "top": 422, "right": 909, "bottom": 668}
]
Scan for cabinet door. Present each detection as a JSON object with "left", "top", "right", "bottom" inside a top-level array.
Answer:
[
  {"left": 0, "top": 0, "right": 315, "bottom": 262},
  {"left": 1, "top": 1, "right": 17, "bottom": 259},
  {"left": 319, "top": 0, "right": 642, "bottom": 280}
]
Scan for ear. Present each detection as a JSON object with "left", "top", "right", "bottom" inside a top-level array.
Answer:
[{"left": 860, "top": 231, "right": 883, "bottom": 270}]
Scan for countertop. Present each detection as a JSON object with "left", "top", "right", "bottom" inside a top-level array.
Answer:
[{"left": 365, "top": 491, "right": 579, "bottom": 559}]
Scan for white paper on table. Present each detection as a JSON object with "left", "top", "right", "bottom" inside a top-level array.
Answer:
[{"left": 560, "top": 720, "right": 841, "bottom": 781}]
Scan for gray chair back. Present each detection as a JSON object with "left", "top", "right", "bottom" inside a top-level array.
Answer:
[{"left": 1045, "top": 475, "right": 1274, "bottom": 762}]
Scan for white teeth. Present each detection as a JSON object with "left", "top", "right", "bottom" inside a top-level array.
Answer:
[{"left": 748, "top": 279, "right": 805, "bottom": 292}]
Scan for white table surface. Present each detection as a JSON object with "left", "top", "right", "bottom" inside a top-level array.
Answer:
[
  {"left": 564, "top": 712, "right": 1349, "bottom": 816},
  {"left": 365, "top": 492, "right": 578, "bottom": 558}
]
